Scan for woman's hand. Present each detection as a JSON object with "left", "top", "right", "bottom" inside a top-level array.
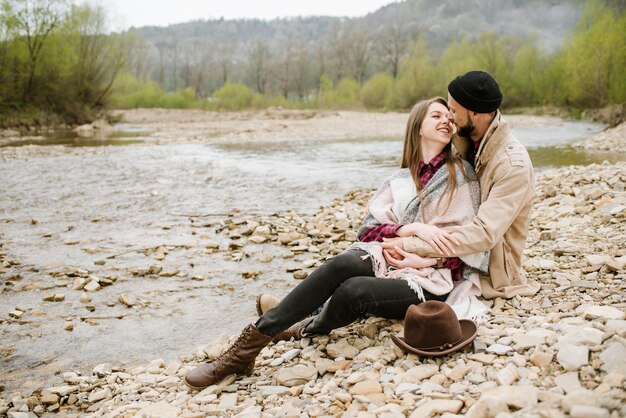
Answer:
[
  {"left": 383, "top": 246, "right": 436, "bottom": 269},
  {"left": 381, "top": 237, "right": 404, "bottom": 259},
  {"left": 398, "top": 222, "right": 458, "bottom": 256}
]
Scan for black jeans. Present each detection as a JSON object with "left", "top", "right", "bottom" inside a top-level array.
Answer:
[{"left": 255, "top": 250, "right": 447, "bottom": 337}]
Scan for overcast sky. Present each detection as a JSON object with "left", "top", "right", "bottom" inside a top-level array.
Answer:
[{"left": 103, "top": 0, "right": 397, "bottom": 30}]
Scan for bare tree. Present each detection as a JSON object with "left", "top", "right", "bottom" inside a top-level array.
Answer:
[
  {"left": 273, "top": 37, "right": 293, "bottom": 97},
  {"left": 8, "top": 0, "right": 66, "bottom": 101},
  {"left": 347, "top": 27, "right": 374, "bottom": 84},
  {"left": 247, "top": 39, "right": 269, "bottom": 94},
  {"left": 379, "top": 21, "right": 409, "bottom": 78},
  {"left": 216, "top": 37, "right": 235, "bottom": 85},
  {"left": 292, "top": 46, "right": 310, "bottom": 99}
]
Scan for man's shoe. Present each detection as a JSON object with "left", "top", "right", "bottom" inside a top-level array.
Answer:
[
  {"left": 256, "top": 294, "right": 280, "bottom": 316},
  {"left": 184, "top": 324, "right": 272, "bottom": 391}
]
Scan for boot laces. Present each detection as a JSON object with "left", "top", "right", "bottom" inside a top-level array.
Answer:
[{"left": 213, "top": 325, "right": 252, "bottom": 374}]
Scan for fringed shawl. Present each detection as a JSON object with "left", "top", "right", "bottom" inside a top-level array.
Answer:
[{"left": 349, "top": 159, "right": 491, "bottom": 322}]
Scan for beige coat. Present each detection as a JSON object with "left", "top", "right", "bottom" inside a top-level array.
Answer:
[{"left": 402, "top": 112, "right": 540, "bottom": 299}]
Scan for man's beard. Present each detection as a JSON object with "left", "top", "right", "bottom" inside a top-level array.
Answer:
[{"left": 457, "top": 119, "right": 475, "bottom": 138}]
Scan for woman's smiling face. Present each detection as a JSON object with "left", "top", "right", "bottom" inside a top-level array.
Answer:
[{"left": 419, "top": 102, "right": 453, "bottom": 147}]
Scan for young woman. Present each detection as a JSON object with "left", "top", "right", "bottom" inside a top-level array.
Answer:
[{"left": 185, "top": 97, "right": 489, "bottom": 390}]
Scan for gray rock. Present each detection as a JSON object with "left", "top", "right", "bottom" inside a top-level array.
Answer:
[
  {"left": 409, "top": 399, "right": 463, "bottom": 418},
  {"left": 554, "top": 372, "right": 582, "bottom": 394},
  {"left": 570, "top": 405, "right": 609, "bottom": 418},
  {"left": 135, "top": 400, "right": 182, "bottom": 418},
  {"left": 480, "top": 385, "right": 538, "bottom": 409},
  {"left": 486, "top": 343, "right": 513, "bottom": 355},
  {"left": 557, "top": 345, "right": 588, "bottom": 371},
  {"left": 599, "top": 342, "right": 626, "bottom": 373},
  {"left": 399, "top": 364, "right": 439, "bottom": 382},
  {"left": 583, "top": 305, "right": 625, "bottom": 321},
  {"left": 275, "top": 365, "right": 317, "bottom": 387},
  {"left": 561, "top": 389, "right": 598, "bottom": 413}
]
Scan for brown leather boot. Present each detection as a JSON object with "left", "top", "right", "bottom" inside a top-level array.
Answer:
[
  {"left": 271, "top": 317, "right": 315, "bottom": 343},
  {"left": 184, "top": 324, "right": 272, "bottom": 391},
  {"left": 256, "top": 294, "right": 280, "bottom": 316}
]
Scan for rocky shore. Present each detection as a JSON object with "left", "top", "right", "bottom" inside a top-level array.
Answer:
[
  {"left": 572, "top": 121, "right": 626, "bottom": 151},
  {"left": 1, "top": 113, "right": 625, "bottom": 417},
  {"left": 2, "top": 156, "right": 624, "bottom": 417}
]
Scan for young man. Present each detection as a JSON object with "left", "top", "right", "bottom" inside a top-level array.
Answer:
[{"left": 383, "top": 70, "right": 539, "bottom": 299}]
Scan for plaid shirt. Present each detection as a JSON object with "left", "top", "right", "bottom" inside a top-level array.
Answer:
[
  {"left": 468, "top": 139, "right": 482, "bottom": 166},
  {"left": 359, "top": 151, "right": 465, "bottom": 280}
]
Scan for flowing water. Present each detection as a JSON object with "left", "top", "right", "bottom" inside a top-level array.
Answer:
[{"left": 0, "top": 117, "right": 622, "bottom": 394}]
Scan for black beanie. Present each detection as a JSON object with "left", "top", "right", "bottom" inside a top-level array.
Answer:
[{"left": 447, "top": 71, "right": 502, "bottom": 113}]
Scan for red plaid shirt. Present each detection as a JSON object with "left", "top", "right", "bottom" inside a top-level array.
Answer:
[
  {"left": 359, "top": 151, "right": 465, "bottom": 280},
  {"left": 468, "top": 139, "right": 482, "bottom": 166}
]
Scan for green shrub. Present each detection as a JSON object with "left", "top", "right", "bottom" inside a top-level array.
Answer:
[
  {"left": 334, "top": 78, "right": 361, "bottom": 106},
  {"left": 361, "top": 73, "right": 394, "bottom": 109},
  {"left": 211, "top": 82, "right": 261, "bottom": 110}
]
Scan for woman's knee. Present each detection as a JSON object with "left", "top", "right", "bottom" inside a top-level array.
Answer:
[
  {"left": 325, "top": 251, "right": 371, "bottom": 278},
  {"left": 332, "top": 276, "right": 373, "bottom": 306}
]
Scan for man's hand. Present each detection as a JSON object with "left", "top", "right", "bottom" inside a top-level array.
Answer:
[
  {"left": 417, "top": 224, "right": 459, "bottom": 256},
  {"left": 399, "top": 223, "right": 458, "bottom": 256},
  {"left": 383, "top": 246, "right": 435, "bottom": 269}
]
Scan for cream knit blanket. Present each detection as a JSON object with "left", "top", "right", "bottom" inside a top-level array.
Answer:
[{"left": 350, "top": 160, "right": 490, "bottom": 322}]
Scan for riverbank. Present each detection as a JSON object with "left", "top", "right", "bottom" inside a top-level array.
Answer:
[{"left": 1, "top": 145, "right": 624, "bottom": 415}]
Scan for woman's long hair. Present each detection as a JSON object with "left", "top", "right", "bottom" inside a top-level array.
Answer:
[{"left": 401, "top": 97, "right": 468, "bottom": 216}]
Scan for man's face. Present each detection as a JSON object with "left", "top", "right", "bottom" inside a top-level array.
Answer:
[{"left": 447, "top": 93, "right": 475, "bottom": 139}]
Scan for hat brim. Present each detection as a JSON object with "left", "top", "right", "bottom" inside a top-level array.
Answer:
[{"left": 391, "top": 319, "right": 477, "bottom": 357}]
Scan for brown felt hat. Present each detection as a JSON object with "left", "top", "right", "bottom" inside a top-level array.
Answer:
[{"left": 391, "top": 301, "right": 477, "bottom": 357}]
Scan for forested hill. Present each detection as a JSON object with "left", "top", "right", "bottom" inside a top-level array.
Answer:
[{"left": 134, "top": 0, "right": 584, "bottom": 55}]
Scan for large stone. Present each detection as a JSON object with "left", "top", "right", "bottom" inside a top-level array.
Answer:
[
  {"left": 530, "top": 349, "right": 553, "bottom": 367},
  {"left": 326, "top": 339, "right": 359, "bottom": 359},
  {"left": 47, "top": 385, "right": 79, "bottom": 396},
  {"left": 134, "top": 400, "right": 181, "bottom": 418},
  {"left": 557, "top": 345, "right": 588, "bottom": 371},
  {"left": 480, "top": 385, "right": 538, "bottom": 409},
  {"left": 599, "top": 342, "right": 626, "bottom": 373},
  {"left": 496, "top": 364, "right": 519, "bottom": 386},
  {"left": 217, "top": 393, "right": 238, "bottom": 410},
  {"left": 399, "top": 364, "right": 439, "bottom": 382},
  {"left": 570, "top": 405, "right": 609, "bottom": 418},
  {"left": 554, "top": 372, "right": 582, "bottom": 394},
  {"left": 561, "top": 389, "right": 598, "bottom": 413},
  {"left": 408, "top": 399, "right": 463, "bottom": 418},
  {"left": 556, "top": 327, "right": 604, "bottom": 348},
  {"left": 515, "top": 333, "right": 546, "bottom": 350},
  {"left": 88, "top": 388, "right": 111, "bottom": 403},
  {"left": 259, "top": 386, "right": 291, "bottom": 396},
  {"left": 7, "top": 413, "right": 37, "bottom": 418},
  {"left": 349, "top": 379, "right": 382, "bottom": 395},
  {"left": 486, "top": 343, "right": 513, "bottom": 355},
  {"left": 585, "top": 255, "right": 609, "bottom": 266},
  {"left": 466, "top": 397, "right": 509, "bottom": 418},
  {"left": 584, "top": 305, "right": 625, "bottom": 321},
  {"left": 275, "top": 365, "right": 317, "bottom": 387},
  {"left": 467, "top": 353, "right": 496, "bottom": 365}
]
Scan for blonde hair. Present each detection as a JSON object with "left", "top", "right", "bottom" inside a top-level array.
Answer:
[{"left": 401, "top": 97, "right": 468, "bottom": 216}]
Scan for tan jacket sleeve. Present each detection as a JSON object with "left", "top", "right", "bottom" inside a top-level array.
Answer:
[{"left": 403, "top": 164, "right": 533, "bottom": 257}]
